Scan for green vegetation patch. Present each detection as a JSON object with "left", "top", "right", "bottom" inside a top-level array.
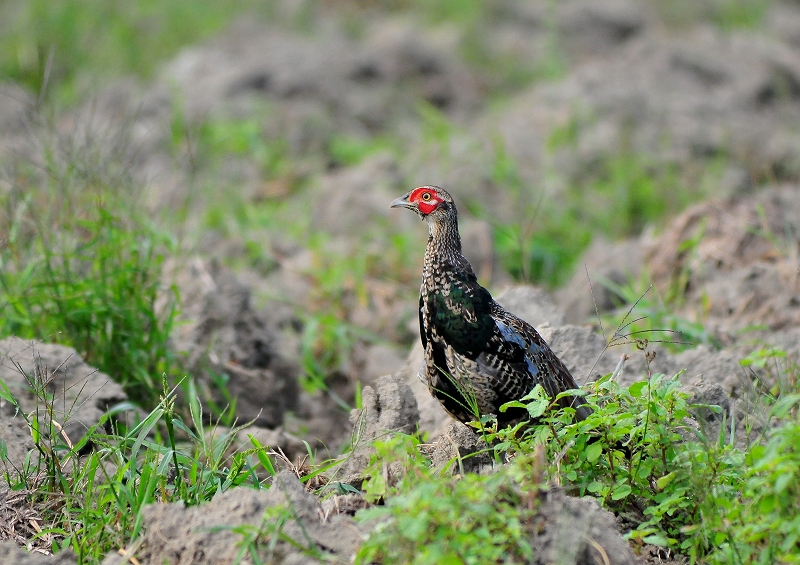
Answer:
[
  {"left": 0, "top": 137, "right": 179, "bottom": 406},
  {"left": 0, "top": 376, "right": 277, "bottom": 562},
  {"left": 355, "top": 346, "right": 800, "bottom": 564},
  {"left": 0, "top": 0, "right": 266, "bottom": 103}
]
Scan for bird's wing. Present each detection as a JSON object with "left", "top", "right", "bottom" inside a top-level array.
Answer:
[
  {"left": 425, "top": 274, "right": 536, "bottom": 409},
  {"left": 472, "top": 316, "right": 542, "bottom": 408},
  {"left": 425, "top": 275, "right": 588, "bottom": 419},
  {"left": 487, "top": 305, "right": 588, "bottom": 415}
]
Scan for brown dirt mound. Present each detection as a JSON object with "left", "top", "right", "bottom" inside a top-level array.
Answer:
[{"left": 106, "top": 471, "right": 363, "bottom": 565}]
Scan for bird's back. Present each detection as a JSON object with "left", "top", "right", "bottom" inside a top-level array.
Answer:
[{"left": 420, "top": 266, "right": 589, "bottom": 426}]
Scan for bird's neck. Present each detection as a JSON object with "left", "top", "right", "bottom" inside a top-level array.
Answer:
[{"left": 423, "top": 216, "right": 473, "bottom": 286}]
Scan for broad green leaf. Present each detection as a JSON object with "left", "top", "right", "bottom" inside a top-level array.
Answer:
[{"left": 585, "top": 442, "right": 603, "bottom": 463}]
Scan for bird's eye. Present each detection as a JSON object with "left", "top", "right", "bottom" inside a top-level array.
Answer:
[{"left": 421, "top": 192, "right": 432, "bottom": 201}]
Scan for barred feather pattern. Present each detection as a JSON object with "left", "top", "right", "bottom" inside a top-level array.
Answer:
[{"left": 404, "top": 186, "right": 591, "bottom": 427}]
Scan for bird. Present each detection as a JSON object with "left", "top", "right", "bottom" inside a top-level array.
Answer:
[{"left": 391, "top": 185, "right": 591, "bottom": 428}]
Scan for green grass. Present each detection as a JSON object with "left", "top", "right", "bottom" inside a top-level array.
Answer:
[
  {"left": 3, "top": 345, "right": 797, "bottom": 564},
  {"left": 0, "top": 208, "right": 178, "bottom": 405},
  {"left": 184, "top": 112, "right": 423, "bottom": 395},
  {"left": 0, "top": 370, "right": 278, "bottom": 563},
  {"left": 0, "top": 0, "right": 268, "bottom": 104},
  {"left": 1, "top": 0, "right": 729, "bottom": 293},
  {"left": 294, "top": 229, "right": 421, "bottom": 398},
  {"left": 0, "top": 0, "right": 559, "bottom": 107},
  {"left": 357, "top": 435, "right": 535, "bottom": 564},
  {"left": 0, "top": 131, "right": 179, "bottom": 406},
  {"left": 327, "top": 134, "right": 399, "bottom": 168},
  {"left": 485, "top": 124, "right": 726, "bottom": 287},
  {"left": 654, "top": 0, "right": 770, "bottom": 30}
]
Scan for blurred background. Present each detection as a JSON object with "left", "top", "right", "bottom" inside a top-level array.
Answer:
[{"left": 2, "top": 0, "right": 800, "bottom": 447}]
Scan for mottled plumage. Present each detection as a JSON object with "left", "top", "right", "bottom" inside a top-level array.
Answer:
[{"left": 392, "top": 186, "right": 591, "bottom": 427}]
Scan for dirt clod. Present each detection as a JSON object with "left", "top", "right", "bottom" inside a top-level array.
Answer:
[
  {"left": 0, "top": 541, "right": 76, "bottom": 565},
  {"left": 0, "top": 339, "right": 127, "bottom": 471},
  {"left": 115, "top": 471, "right": 361, "bottom": 565},
  {"left": 425, "top": 421, "right": 493, "bottom": 475},
  {"left": 168, "top": 259, "right": 300, "bottom": 428},
  {"left": 532, "top": 489, "right": 638, "bottom": 565},
  {"left": 334, "top": 374, "right": 420, "bottom": 482}
]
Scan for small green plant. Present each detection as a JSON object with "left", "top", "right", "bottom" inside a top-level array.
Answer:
[
  {"left": 227, "top": 504, "right": 328, "bottom": 564},
  {"left": 714, "top": 403, "right": 800, "bottom": 564},
  {"left": 479, "top": 348, "right": 800, "bottom": 563},
  {"left": 326, "top": 134, "right": 397, "bottom": 168},
  {"left": 357, "top": 434, "right": 536, "bottom": 565},
  {"left": 196, "top": 115, "right": 295, "bottom": 183},
  {"left": 293, "top": 229, "right": 419, "bottom": 398},
  {"left": 740, "top": 347, "right": 796, "bottom": 399},
  {"left": 0, "top": 199, "right": 179, "bottom": 405},
  {"left": 0, "top": 105, "right": 183, "bottom": 406},
  {"left": 466, "top": 137, "right": 593, "bottom": 286},
  {"left": 555, "top": 142, "right": 724, "bottom": 240},
  {"left": 469, "top": 125, "right": 727, "bottom": 288},
  {"left": 656, "top": 0, "right": 769, "bottom": 30}
]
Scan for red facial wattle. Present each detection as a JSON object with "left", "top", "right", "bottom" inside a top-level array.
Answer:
[{"left": 409, "top": 187, "right": 441, "bottom": 215}]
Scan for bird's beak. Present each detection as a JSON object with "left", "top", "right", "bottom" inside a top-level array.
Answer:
[{"left": 390, "top": 193, "right": 415, "bottom": 210}]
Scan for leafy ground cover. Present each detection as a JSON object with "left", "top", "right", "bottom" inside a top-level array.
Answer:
[{"left": 357, "top": 342, "right": 800, "bottom": 564}]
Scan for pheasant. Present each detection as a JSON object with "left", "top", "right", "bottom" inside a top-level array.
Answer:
[{"left": 391, "top": 185, "right": 591, "bottom": 428}]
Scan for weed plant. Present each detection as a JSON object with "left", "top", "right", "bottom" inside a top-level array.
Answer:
[
  {"left": 357, "top": 434, "right": 536, "bottom": 565},
  {"left": 2, "top": 334, "right": 798, "bottom": 564},
  {"left": 355, "top": 346, "right": 800, "bottom": 564},
  {"left": 655, "top": 0, "right": 770, "bottom": 30},
  {"left": 598, "top": 280, "right": 720, "bottom": 352}
]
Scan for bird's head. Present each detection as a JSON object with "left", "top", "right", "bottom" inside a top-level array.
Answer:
[{"left": 390, "top": 185, "right": 456, "bottom": 223}]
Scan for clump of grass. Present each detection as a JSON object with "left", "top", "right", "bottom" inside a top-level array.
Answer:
[
  {"left": 194, "top": 113, "right": 297, "bottom": 184},
  {"left": 1, "top": 208, "right": 178, "bottom": 405},
  {"left": 326, "top": 134, "right": 398, "bottom": 168},
  {"left": 0, "top": 358, "right": 278, "bottom": 563},
  {"left": 547, "top": 116, "right": 727, "bottom": 236},
  {"left": 0, "top": 352, "right": 284, "bottom": 564},
  {"left": 0, "top": 120, "right": 179, "bottom": 406},
  {"left": 484, "top": 347, "right": 799, "bottom": 563},
  {"left": 465, "top": 135, "right": 593, "bottom": 287},
  {"left": 295, "top": 230, "right": 419, "bottom": 401},
  {"left": 718, "top": 401, "right": 800, "bottom": 563},
  {"left": 472, "top": 121, "right": 728, "bottom": 287},
  {"left": 654, "top": 0, "right": 769, "bottom": 31}
]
